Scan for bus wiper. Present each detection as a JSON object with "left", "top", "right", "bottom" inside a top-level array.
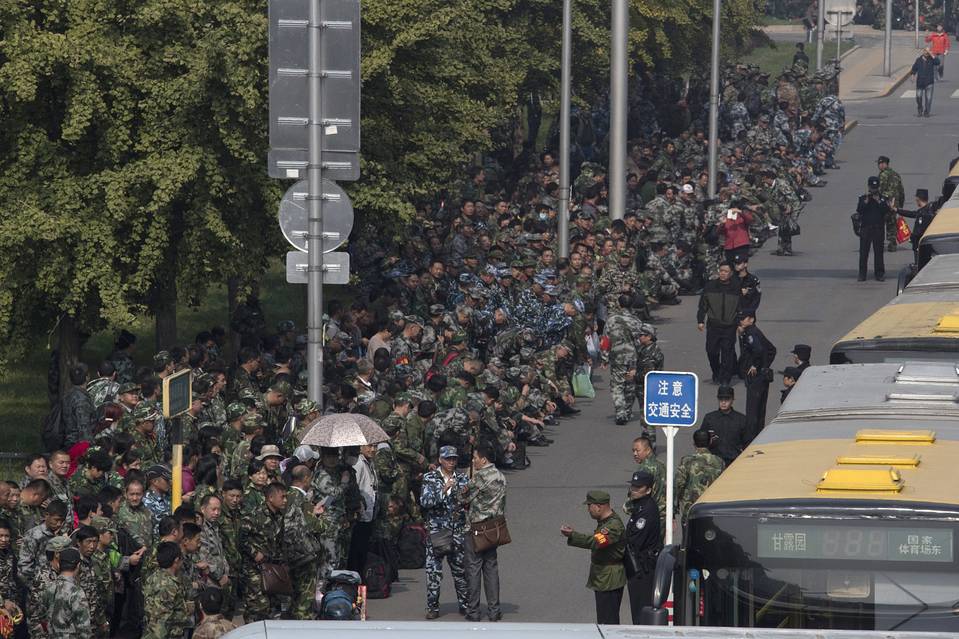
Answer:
[{"left": 883, "top": 572, "right": 929, "bottom": 631}]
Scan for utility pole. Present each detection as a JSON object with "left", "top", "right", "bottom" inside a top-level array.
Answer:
[
  {"left": 307, "top": 0, "right": 324, "bottom": 403},
  {"left": 558, "top": 0, "right": 572, "bottom": 258},
  {"left": 816, "top": 0, "right": 825, "bottom": 70},
  {"left": 916, "top": 0, "right": 920, "bottom": 48},
  {"left": 707, "top": 0, "right": 721, "bottom": 198},
  {"left": 609, "top": 0, "right": 628, "bottom": 221},
  {"left": 884, "top": 0, "right": 893, "bottom": 76}
]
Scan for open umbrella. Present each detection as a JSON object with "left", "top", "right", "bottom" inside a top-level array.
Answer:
[{"left": 299, "top": 413, "right": 389, "bottom": 448}]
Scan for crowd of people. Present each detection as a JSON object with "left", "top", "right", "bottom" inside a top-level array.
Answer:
[{"left": 21, "top": 58, "right": 848, "bottom": 636}]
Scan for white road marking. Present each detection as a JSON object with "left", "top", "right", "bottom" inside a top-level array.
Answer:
[{"left": 901, "top": 90, "right": 917, "bottom": 98}]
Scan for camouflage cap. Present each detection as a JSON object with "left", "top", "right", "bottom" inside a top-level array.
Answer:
[
  {"left": 226, "top": 401, "right": 247, "bottom": 422},
  {"left": 429, "top": 304, "right": 445, "bottom": 316},
  {"left": 465, "top": 399, "right": 485, "bottom": 415},
  {"left": 238, "top": 387, "right": 259, "bottom": 406},
  {"left": 241, "top": 413, "right": 265, "bottom": 434},
  {"left": 639, "top": 323, "right": 657, "bottom": 338},
  {"left": 192, "top": 374, "right": 213, "bottom": 397},
  {"left": 583, "top": 490, "right": 611, "bottom": 505},
  {"left": 91, "top": 515, "right": 117, "bottom": 536},
  {"left": 269, "top": 381, "right": 293, "bottom": 397},
  {"left": 557, "top": 340, "right": 574, "bottom": 353},
  {"left": 450, "top": 331, "right": 468, "bottom": 345},
  {"left": 389, "top": 310, "right": 405, "bottom": 322},
  {"left": 295, "top": 399, "right": 319, "bottom": 416},
  {"left": 152, "top": 351, "right": 172, "bottom": 368},
  {"left": 45, "top": 536, "right": 74, "bottom": 553},
  {"left": 117, "top": 382, "right": 140, "bottom": 395},
  {"left": 510, "top": 260, "right": 524, "bottom": 269},
  {"left": 468, "top": 287, "right": 486, "bottom": 299},
  {"left": 131, "top": 402, "right": 161, "bottom": 423}
]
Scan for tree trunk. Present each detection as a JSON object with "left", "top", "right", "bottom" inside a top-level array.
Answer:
[
  {"left": 155, "top": 278, "right": 178, "bottom": 351},
  {"left": 55, "top": 314, "right": 82, "bottom": 403}
]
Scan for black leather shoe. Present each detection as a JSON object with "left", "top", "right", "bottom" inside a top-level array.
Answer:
[
  {"left": 615, "top": 417, "right": 627, "bottom": 425},
  {"left": 489, "top": 611, "right": 503, "bottom": 622},
  {"left": 857, "top": 276, "right": 867, "bottom": 282},
  {"left": 876, "top": 275, "right": 885, "bottom": 281},
  {"left": 426, "top": 610, "right": 439, "bottom": 620},
  {"left": 465, "top": 614, "right": 481, "bottom": 622}
]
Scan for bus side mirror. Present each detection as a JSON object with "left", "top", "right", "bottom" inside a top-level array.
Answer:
[{"left": 651, "top": 544, "right": 676, "bottom": 608}]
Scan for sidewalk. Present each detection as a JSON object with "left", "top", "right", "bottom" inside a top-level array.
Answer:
[{"left": 839, "top": 42, "right": 919, "bottom": 101}]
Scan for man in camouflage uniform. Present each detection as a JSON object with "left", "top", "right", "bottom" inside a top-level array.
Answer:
[
  {"left": 85, "top": 362, "right": 119, "bottom": 411},
  {"left": 878, "top": 155, "right": 905, "bottom": 251},
  {"left": 62, "top": 364, "right": 96, "bottom": 449},
  {"left": 143, "top": 542, "right": 190, "bottom": 639},
  {"left": 635, "top": 324, "right": 665, "bottom": 444},
  {"left": 761, "top": 170, "right": 801, "bottom": 256},
  {"left": 193, "top": 587, "right": 237, "bottom": 639},
  {"left": 597, "top": 248, "right": 649, "bottom": 316},
  {"left": 312, "top": 448, "right": 350, "bottom": 578},
  {"left": 42, "top": 546, "right": 92, "bottom": 638},
  {"left": 285, "top": 465, "right": 324, "bottom": 619},
  {"left": 605, "top": 296, "right": 643, "bottom": 426},
  {"left": 631, "top": 435, "right": 666, "bottom": 541},
  {"left": 75, "top": 525, "right": 108, "bottom": 636},
  {"left": 421, "top": 446, "right": 470, "bottom": 619},
  {"left": 674, "top": 430, "right": 725, "bottom": 526},
  {"left": 117, "top": 478, "right": 153, "bottom": 550},
  {"left": 197, "top": 495, "right": 231, "bottom": 608},
  {"left": 28, "top": 535, "right": 71, "bottom": 638},
  {"left": 18, "top": 499, "right": 66, "bottom": 587},
  {"left": 129, "top": 403, "right": 163, "bottom": 467},
  {"left": 241, "top": 482, "right": 288, "bottom": 621}
]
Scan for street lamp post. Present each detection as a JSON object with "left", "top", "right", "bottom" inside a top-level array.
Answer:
[
  {"left": 609, "top": 0, "right": 628, "bottom": 221},
  {"left": 558, "top": 0, "right": 572, "bottom": 258},
  {"left": 816, "top": 0, "right": 825, "bottom": 70},
  {"left": 884, "top": 0, "right": 893, "bottom": 76},
  {"left": 707, "top": 0, "right": 721, "bottom": 198}
]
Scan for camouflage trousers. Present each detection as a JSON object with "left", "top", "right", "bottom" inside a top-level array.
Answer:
[
  {"left": 885, "top": 210, "right": 897, "bottom": 250},
  {"left": 610, "top": 364, "right": 636, "bottom": 421},
  {"left": 425, "top": 529, "right": 469, "bottom": 613},
  {"left": 635, "top": 382, "right": 655, "bottom": 444},
  {"left": 242, "top": 562, "right": 287, "bottom": 621},
  {"left": 317, "top": 531, "right": 340, "bottom": 581},
  {"left": 290, "top": 561, "right": 318, "bottom": 620}
]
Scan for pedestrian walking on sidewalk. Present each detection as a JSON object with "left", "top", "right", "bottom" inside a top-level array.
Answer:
[
  {"left": 925, "top": 24, "right": 950, "bottom": 79},
  {"left": 911, "top": 48, "right": 940, "bottom": 117}
]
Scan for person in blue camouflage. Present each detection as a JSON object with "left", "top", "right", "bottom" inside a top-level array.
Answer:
[{"left": 420, "top": 446, "right": 470, "bottom": 619}]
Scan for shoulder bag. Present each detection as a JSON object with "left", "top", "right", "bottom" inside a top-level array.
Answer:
[
  {"left": 261, "top": 562, "right": 294, "bottom": 595},
  {"left": 429, "top": 529, "right": 454, "bottom": 557},
  {"left": 470, "top": 515, "right": 512, "bottom": 553}
]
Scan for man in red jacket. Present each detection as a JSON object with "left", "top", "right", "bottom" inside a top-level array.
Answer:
[{"left": 925, "top": 24, "right": 950, "bottom": 79}]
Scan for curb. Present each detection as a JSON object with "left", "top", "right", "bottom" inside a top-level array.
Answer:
[
  {"left": 877, "top": 67, "right": 913, "bottom": 97},
  {"left": 839, "top": 44, "right": 860, "bottom": 60},
  {"left": 843, "top": 118, "right": 859, "bottom": 134}
]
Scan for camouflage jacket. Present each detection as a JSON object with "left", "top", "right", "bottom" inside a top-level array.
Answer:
[
  {"left": 0, "top": 547, "right": 15, "bottom": 602},
  {"left": 393, "top": 414, "right": 428, "bottom": 471},
  {"left": 28, "top": 563, "right": 57, "bottom": 638},
  {"left": 219, "top": 506, "right": 243, "bottom": 574},
  {"left": 241, "top": 504, "right": 286, "bottom": 564},
  {"left": 116, "top": 501, "right": 153, "bottom": 550},
  {"left": 878, "top": 166, "right": 905, "bottom": 208},
  {"left": 79, "top": 554, "right": 107, "bottom": 632},
  {"left": 198, "top": 519, "right": 230, "bottom": 582},
  {"left": 62, "top": 386, "right": 95, "bottom": 450},
  {"left": 605, "top": 311, "right": 642, "bottom": 368},
  {"left": 283, "top": 488, "right": 320, "bottom": 566},
  {"left": 675, "top": 449, "right": 725, "bottom": 523},
  {"left": 17, "top": 523, "right": 55, "bottom": 586},
  {"left": 142, "top": 569, "right": 189, "bottom": 639},
  {"left": 193, "top": 614, "right": 238, "bottom": 639},
  {"left": 86, "top": 377, "right": 119, "bottom": 410},
  {"left": 42, "top": 573, "right": 92, "bottom": 639},
  {"left": 143, "top": 490, "right": 171, "bottom": 533},
  {"left": 130, "top": 429, "right": 162, "bottom": 468},
  {"left": 420, "top": 468, "right": 469, "bottom": 533},
  {"left": 68, "top": 468, "right": 106, "bottom": 500},
  {"left": 465, "top": 463, "right": 506, "bottom": 524},
  {"left": 637, "top": 342, "right": 665, "bottom": 375}
]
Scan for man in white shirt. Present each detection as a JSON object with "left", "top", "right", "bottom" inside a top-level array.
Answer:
[{"left": 348, "top": 444, "right": 378, "bottom": 574}]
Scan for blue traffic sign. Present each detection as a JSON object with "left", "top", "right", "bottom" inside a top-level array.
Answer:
[{"left": 643, "top": 371, "right": 699, "bottom": 427}]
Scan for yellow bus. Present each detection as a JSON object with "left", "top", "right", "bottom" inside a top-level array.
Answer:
[
  {"left": 918, "top": 172, "right": 959, "bottom": 267},
  {"left": 655, "top": 363, "right": 959, "bottom": 631},
  {"left": 830, "top": 254, "right": 959, "bottom": 364}
]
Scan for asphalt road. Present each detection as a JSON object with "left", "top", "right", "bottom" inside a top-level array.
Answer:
[{"left": 371, "top": 58, "right": 957, "bottom": 624}]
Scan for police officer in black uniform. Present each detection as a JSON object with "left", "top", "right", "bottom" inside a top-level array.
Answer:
[
  {"left": 896, "top": 188, "right": 937, "bottom": 266},
  {"left": 856, "top": 176, "right": 892, "bottom": 281},
  {"left": 732, "top": 254, "right": 761, "bottom": 316},
  {"left": 790, "top": 344, "right": 811, "bottom": 376},
  {"left": 737, "top": 310, "right": 776, "bottom": 443},
  {"left": 698, "top": 385, "right": 750, "bottom": 467},
  {"left": 623, "top": 470, "right": 662, "bottom": 625}
]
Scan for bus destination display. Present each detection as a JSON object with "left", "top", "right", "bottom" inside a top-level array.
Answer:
[{"left": 757, "top": 524, "right": 953, "bottom": 563}]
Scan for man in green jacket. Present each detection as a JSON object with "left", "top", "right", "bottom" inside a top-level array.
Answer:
[{"left": 561, "top": 490, "right": 626, "bottom": 624}]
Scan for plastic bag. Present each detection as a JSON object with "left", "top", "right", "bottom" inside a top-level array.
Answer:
[
  {"left": 572, "top": 366, "right": 595, "bottom": 399},
  {"left": 896, "top": 215, "right": 912, "bottom": 244}
]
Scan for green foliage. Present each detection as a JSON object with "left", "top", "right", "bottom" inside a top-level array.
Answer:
[{"left": 0, "top": 0, "right": 283, "bottom": 371}]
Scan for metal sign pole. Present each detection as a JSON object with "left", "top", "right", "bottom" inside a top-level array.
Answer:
[
  {"left": 664, "top": 425, "right": 678, "bottom": 546},
  {"left": 816, "top": 0, "right": 825, "bottom": 70},
  {"left": 884, "top": 0, "right": 893, "bottom": 75},
  {"left": 837, "top": 15, "right": 842, "bottom": 62},
  {"left": 609, "top": 0, "right": 628, "bottom": 221},
  {"left": 558, "top": 0, "right": 572, "bottom": 258},
  {"left": 308, "top": 0, "right": 325, "bottom": 405},
  {"left": 707, "top": 0, "right": 721, "bottom": 198},
  {"left": 916, "top": 0, "right": 920, "bottom": 48}
]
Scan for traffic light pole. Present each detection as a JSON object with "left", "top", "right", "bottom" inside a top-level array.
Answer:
[{"left": 308, "top": 0, "right": 325, "bottom": 405}]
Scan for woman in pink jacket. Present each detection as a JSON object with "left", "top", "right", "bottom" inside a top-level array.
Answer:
[{"left": 720, "top": 205, "right": 754, "bottom": 264}]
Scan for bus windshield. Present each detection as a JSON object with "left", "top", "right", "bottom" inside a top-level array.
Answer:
[{"left": 686, "top": 516, "right": 959, "bottom": 632}]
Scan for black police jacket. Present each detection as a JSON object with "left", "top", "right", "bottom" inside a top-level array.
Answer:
[
  {"left": 737, "top": 272, "right": 762, "bottom": 316},
  {"left": 698, "top": 409, "right": 749, "bottom": 466},
  {"left": 856, "top": 194, "right": 891, "bottom": 227},
  {"left": 625, "top": 495, "right": 662, "bottom": 578},
  {"left": 899, "top": 203, "right": 937, "bottom": 248},
  {"left": 739, "top": 324, "right": 776, "bottom": 377}
]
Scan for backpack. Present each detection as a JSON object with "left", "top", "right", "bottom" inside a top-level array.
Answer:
[
  {"left": 41, "top": 401, "right": 65, "bottom": 452},
  {"left": 396, "top": 524, "right": 427, "bottom": 569},
  {"left": 370, "top": 538, "right": 399, "bottom": 583},
  {"left": 363, "top": 552, "right": 391, "bottom": 599}
]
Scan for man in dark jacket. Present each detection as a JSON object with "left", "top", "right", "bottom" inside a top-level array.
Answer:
[
  {"left": 856, "top": 176, "right": 892, "bottom": 281},
  {"left": 623, "top": 471, "right": 661, "bottom": 625},
  {"left": 698, "top": 386, "right": 749, "bottom": 467},
  {"left": 737, "top": 311, "right": 776, "bottom": 443},
  {"left": 895, "top": 188, "right": 937, "bottom": 264},
  {"left": 911, "top": 48, "right": 940, "bottom": 117},
  {"left": 696, "top": 263, "right": 740, "bottom": 385},
  {"left": 62, "top": 364, "right": 96, "bottom": 448}
]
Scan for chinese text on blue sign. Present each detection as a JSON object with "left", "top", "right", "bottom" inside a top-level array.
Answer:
[{"left": 643, "top": 371, "right": 699, "bottom": 427}]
